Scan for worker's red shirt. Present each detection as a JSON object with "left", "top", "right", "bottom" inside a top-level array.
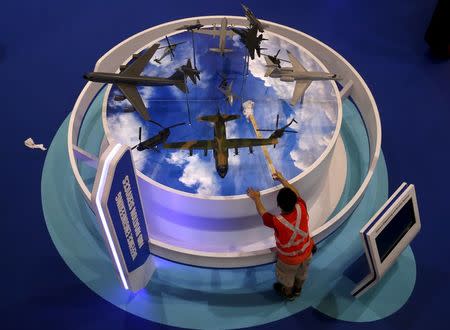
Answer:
[{"left": 262, "top": 196, "right": 313, "bottom": 265}]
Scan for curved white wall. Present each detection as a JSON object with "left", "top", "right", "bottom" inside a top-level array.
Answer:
[{"left": 67, "top": 16, "right": 381, "bottom": 266}]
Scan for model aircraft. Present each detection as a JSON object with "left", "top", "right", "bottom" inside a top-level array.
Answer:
[
  {"left": 261, "top": 49, "right": 289, "bottom": 68},
  {"left": 241, "top": 3, "right": 268, "bottom": 33},
  {"left": 178, "top": 59, "right": 201, "bottom": 84},
  {"left": 154, "top": 36, "right": 185, "bottom": 64},
  {"left": 257, "top": 115, "right": 297, "bottom": 148},
  {"left": 83, "top": 43, "right": 187, "bottom": 121},
  {"left": 194, "top": 17, "right": 236, "bottom": 55},
  {"left": 264, "top": 50, "right": 339, "bottom": 105},
  {"left": 231, "top": 25, "right": 266, "bottom": 60},
  {"left": 176, "top": 19, "right": 204, "bottom": 31},
  {"left": 163, "top": 111, "right": 278, "bottom": 178},
  {"left": 132, "top": 122, "right": 185, "bottom": 151},
  {"left": 217, "top": 74, "right": 238, "bottom": 106}
]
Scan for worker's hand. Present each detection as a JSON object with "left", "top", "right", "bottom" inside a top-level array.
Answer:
[
  {"left": 272, "top": 170, "right": 285, "bottom": 182},
  {"left": 246, "top": 187, "right": 260, "bottom": 200}
]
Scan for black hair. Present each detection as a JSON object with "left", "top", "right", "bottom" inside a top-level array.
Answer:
[{"left": 277, "top": 188, "right": 297, "bottom": 213}]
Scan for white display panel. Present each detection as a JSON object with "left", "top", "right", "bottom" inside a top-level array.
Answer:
[{"left": 352, "top": 183, "right": 421, "bottom": 297}]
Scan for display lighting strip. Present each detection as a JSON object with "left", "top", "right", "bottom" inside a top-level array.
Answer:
[{"left": 95, "top": 143, "right": 129, "bottom": 290}]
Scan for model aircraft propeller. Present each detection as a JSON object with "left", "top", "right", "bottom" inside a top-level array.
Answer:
[
  {"left": 165, "top": 122, "right": 186, "bottom": 130},
  {"left": 166, "top": 36, "right": 175, "bottom": 59},
  {"left": 131, "top": 127, "right": 144, "bottom": 150},
  {"left": 257, "top": 115, "right": 297, "bottom": 147}
]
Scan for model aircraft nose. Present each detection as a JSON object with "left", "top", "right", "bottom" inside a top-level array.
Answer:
[
  {"left": 332, "top": 74, "right": 340, "bottom": 80},
  {"left": 217, "top": 166, "right": 228, "bottom": 178}
]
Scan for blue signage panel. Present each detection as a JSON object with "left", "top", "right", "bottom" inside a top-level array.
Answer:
[{"left": 106, "top": 149, "right": 150, "bottom": 273}]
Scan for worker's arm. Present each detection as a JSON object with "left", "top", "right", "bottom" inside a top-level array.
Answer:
[
  {"left": 272, "top": 170, "right": 300, "bottom": 197},
  {"left": 246, "top": 187, "right": 267, "bottom": 217}
]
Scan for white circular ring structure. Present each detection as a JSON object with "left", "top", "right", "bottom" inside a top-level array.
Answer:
[{"left": 67, "top": 16, "right": 381, "bottom": 267}]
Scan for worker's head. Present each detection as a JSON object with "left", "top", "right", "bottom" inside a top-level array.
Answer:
[{"left": 277, "top": 188, "right": 297, "bottom": 213}]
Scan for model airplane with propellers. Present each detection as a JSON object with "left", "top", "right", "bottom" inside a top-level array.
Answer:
[{"left": 163, "top": 110, "right": 279, "bottom": 178}]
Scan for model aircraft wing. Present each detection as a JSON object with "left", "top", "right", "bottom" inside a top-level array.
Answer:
[
  {"left": 193, "top": 28, "right": 217, "bottom": 36},
  {"left": 225, "top": 138, "right": 278, "bottom": 149},
  {"left": 116, "top": 83, "right": 150, "bottom": 121},
  {"left": 290, "top": 81, "right": 312, "bottom": 106},
  {"left": 194, "top": 28, "right": 236, "bottom": 37},
  {"left": 121, "top": 43, "right": 160, "bottom": 76},
  {"left": 163, "top": 140, "right": 215, "bottom": 150},
  {"left": 287, "top": 50, "right": 307, "bottom": 72}
]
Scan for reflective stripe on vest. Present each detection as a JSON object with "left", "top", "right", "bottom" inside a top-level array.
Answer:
[{"left": 275, "top": 204, "right": 310, "bottom": 256}]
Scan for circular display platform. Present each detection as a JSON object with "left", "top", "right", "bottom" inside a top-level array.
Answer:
[{"left": 67, "top": 16, "right": 382, "bottom": 268}]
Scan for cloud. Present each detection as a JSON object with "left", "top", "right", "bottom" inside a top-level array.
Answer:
[
  {"left": 165, "top": 151, "right": 220, "bottom": 195},
  {"left": 232, "top": 34, "right": 242, "bottom": 48},
  {"left": 107, "top": 113, "right": 149, "bottom": 171}
]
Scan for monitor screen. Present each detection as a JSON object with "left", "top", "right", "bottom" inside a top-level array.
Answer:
[{"left": 375, "top": 198, "right": 416, "bottom": 263}]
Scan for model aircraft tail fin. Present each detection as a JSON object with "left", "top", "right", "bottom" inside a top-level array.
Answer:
[
  {"left": 169, "top": 71, "right": 188, "bottom": 93},
  {"left": 210, "top": 48, "right": 233, "bottom": 54}
]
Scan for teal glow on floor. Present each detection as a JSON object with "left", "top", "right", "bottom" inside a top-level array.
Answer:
[{"left": 41, "top": 100, "right": 416, "bottom": 329}]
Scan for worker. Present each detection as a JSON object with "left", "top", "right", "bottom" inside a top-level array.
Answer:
[{"left": 247, "top": 170, "right": 315, "bottom": 300}]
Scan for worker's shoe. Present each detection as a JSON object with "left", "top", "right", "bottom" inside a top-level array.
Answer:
[
  {"left": 293, "top": 286, "right": 302, "bottom": 296},
  {"left": 273, "top": 282, "right": 295, "bottom": 301}
]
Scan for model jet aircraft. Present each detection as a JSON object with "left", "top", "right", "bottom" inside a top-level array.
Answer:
[
  {"left": 241, "top": 3, "right": 268, "bottom": 33},
  {"left": 176, "top": 19, "right": 204, "bottom": 31},
  {"left": 194, "top": 17, "right": 236, "bottom": 55},
  {"left": 257, "top": 115, "right": 297, "bottom": 148},
  {"left": 264, "top": 50, "right": 339, "bottom": 105},
  {"left": 132, "top": 122, "right": 185, "bottom": 151},
  {"left": 163, "top": 111, "right": 278, "bottom": 178},
  {"left": 231, "top": 25, "right": 266, "bottom": 60},
  {"left": 178, "top": 59, "right": 201, "bottom": 84},
  {"left": 154, "top": 36, "right": 185, "bottom": 64},
  {"left": 217, "top": 74, "right": 238, "bottom": 106},
  {"left": 84, "top": 43, "right": 187, "bottom": 121},
  {"left": 261, "top": 49, "right": 289, "bottom": 68}
]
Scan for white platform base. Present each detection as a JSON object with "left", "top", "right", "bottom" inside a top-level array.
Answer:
[{"left": 147, "top": 135, "right": 347, "bottom": 267}]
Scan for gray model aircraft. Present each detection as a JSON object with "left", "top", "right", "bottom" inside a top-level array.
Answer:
[
  {"left": 231, "top": 25, "right": 266, "bottom": 60},
  {"left": 154, "top": 36, "right": 185, "bottom": 64},
  {"left": 178, "top": 59, "right": 201, "bottom": 84},
  {"left": 241, "top": 3, "right": 268, "bottom": 33},
  {"left": 84, "top": 43, "right": 187, "bottom": 121},
  {"left": 217, "top": 74, "right": 238, "bottom": 106},
  {"left": 163, "top": 111, "right": 278, "bottom": 178},
  {"left": 264, "top": 50, "right": 339, "bottom": 105},
  {"left": 176, "top": 19, "right": 204, "bottom": 31},
  {"left": 194, "top": 17, "right": 236, "bottom": 55},
  {"left": 261, "top": 49, "right": 290, "bottom": 68}
]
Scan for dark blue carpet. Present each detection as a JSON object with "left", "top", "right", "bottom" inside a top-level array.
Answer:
[{"left": 1, "top": 0, "right": 449, "bottom": 329}]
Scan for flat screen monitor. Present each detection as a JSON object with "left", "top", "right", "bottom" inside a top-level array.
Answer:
[{"left": 351, "top": 183, "right": 421, "bottom": 297}]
